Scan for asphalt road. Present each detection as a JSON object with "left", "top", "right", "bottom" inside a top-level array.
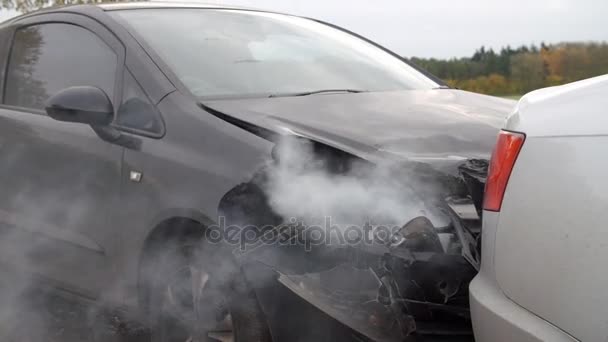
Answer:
[
  {"left": 0, "top": 274, "right": 148, "bottom": 342},
  {"left": 0, "top": 271, "right": 475, "bottom": 342}
]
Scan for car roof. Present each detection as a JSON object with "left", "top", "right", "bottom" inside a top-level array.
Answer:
[
  {"left": 0, "top": 2, "right": 283, "bottom": 27},
  {"left": 97, "top": 1, "right": 259, "bottom": 11}
]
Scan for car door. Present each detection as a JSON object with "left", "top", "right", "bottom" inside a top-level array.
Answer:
[{"left": 0, "top": 14, "right": 125, "bottom": 297}]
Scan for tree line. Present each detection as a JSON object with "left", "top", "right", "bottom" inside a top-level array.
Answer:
[{"left": 409, "top": 42, "right": 608, "bottom": 96}]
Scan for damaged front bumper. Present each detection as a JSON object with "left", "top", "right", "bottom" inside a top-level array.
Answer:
[{"left": 233, "top": 159, "right": 488, "bottom": 342}]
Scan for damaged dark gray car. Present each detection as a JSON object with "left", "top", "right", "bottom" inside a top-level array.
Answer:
[{"left": 0, "top": 3, "right": 514, "bottom": 342}]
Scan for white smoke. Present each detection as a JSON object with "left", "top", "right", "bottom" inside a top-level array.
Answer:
[{"left": 264, "top": 136, "right": 438, "bottom": 228}]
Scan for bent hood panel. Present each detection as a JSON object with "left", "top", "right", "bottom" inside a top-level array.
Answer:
[{"left": 203, "top": 89, "right": 515, "bottom": 161}]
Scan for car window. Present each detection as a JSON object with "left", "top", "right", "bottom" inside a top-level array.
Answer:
[
  {"left": 4, "top": 23, "right": 117, "bottom": 111},
  {"left": 116, "top": 69, "right": 163, "bottom": 135}
]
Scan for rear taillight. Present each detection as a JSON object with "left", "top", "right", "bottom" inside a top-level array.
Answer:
[{"left": 483, "top": 130, "right": 526, "bottom": 212}]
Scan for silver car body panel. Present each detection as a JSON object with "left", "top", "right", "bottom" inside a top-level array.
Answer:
[{"left": 471, "top": 75, "right": 608, "bottom": 341}]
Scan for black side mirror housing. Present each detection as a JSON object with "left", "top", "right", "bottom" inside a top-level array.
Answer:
[
  {"left": 45, "top": 86, "right": 141, "bottom": 150},
  {"left": 45, "top": 86, "right": 114, "bottom": 126}
]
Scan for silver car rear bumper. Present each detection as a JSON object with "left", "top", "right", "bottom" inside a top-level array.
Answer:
[{"left": 469, "top": 212, "right": 578, "bottom": 342}]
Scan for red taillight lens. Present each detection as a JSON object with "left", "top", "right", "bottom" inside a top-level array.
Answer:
[{"left": 483, "top": 130, "right": 526, "bottom": 212}]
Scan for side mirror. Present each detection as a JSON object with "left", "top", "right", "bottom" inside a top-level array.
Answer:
[{"left": 45, "top": 86, "right": 114, "bottom": 126}]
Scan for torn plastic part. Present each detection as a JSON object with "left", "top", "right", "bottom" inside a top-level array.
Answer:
[
  {"left": 458, "top": 159, "right": 488, "bottom": 183},
  {"left": 444, "top": 199, "right": 481, "bottom": 271},
  {"left": 458, "top": 159, "right": 489, "bottom": 213},
  {"left": 275, "top": 250, "right": 476, "bottom": 341},
  {"left": 237, "top": 212, "right": 477, "bottom": 340},
  {"left": 390, "top": 216, "right": 443, "bottom": 253},
  {"left": 375, "top": 256, "right": 418, "bottom": 338},
  {"left": 447, "top": 197, "right": 480, "bottom": 221},
  {"left": 437, "top": 233, "right": 455, "bottom": 253},
  {"left": 277, "top": 265, "right": 406, "bottom": 342}
]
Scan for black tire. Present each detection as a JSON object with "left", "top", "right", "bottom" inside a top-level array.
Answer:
[{"left": 142, "top": 236, "right": 272, "bottom": 342}]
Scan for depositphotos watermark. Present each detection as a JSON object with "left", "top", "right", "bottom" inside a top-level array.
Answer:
[{"left": 204, "top": 216, "right": 403, "bottom": 252}]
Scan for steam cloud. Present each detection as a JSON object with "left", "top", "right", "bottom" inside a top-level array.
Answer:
[{"left": 264, "top": 136, "right": 439, "bottom": 229}]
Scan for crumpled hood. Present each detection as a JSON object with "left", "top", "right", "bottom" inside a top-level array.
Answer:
[{"left": 203, "top": 89, "right": 515, "bottom": 162}]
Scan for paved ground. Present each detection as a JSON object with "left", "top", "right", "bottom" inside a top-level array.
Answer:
[
  {"left": 0, "top": 272, "right": 475, "bottom": 342},
  {"left": 0, "top": 275, "right": 149, "bottom": 342}
]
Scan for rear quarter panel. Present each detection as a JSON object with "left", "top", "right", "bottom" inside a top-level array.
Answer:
[
  {"left": 495, "top": 76, "right": 608, "bottom": 341},
  {"left": 506, "top": 75, "right": 608, "bottom": 137}
]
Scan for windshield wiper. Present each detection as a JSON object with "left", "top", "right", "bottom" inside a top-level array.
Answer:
[{"left": 268, "top": 89, "right": 368, "bottom": 98}]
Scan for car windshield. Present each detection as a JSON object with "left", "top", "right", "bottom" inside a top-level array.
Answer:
[{"left": 111, "top": 9, "right": 440, "bottom": 99}]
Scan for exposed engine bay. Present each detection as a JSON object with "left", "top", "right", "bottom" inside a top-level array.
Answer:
[{"left": 219, "top": 136, "right": 489, "bottom": 341}]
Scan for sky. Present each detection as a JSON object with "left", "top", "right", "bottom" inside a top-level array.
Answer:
[{"left": 1, "top": 0, "right": 607, "bottom": 58}]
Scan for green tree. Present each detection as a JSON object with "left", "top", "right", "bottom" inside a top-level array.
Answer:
[{"left": 510, "top": 52, "right": 545, "bottom": 93}]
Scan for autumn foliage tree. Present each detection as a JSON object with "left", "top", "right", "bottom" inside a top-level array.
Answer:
[{"left": 411, "top": 42, "right": 608, "bottom": 96}]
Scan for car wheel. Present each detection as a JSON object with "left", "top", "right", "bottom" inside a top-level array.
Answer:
[{"left": 144, "top": 238, "right": 271, "bottom": 342}]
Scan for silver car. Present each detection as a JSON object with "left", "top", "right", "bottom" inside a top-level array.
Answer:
[{"left": 470, "top": 74, "right": 608, "bottom": 342}]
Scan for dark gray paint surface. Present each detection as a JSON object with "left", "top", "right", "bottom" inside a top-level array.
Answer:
[
  {"left": 0, "top": 107, "right": 123, "bottom": 297},
  {"left": 205, "top": 89, "right": 514, "bottom": 161}
]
